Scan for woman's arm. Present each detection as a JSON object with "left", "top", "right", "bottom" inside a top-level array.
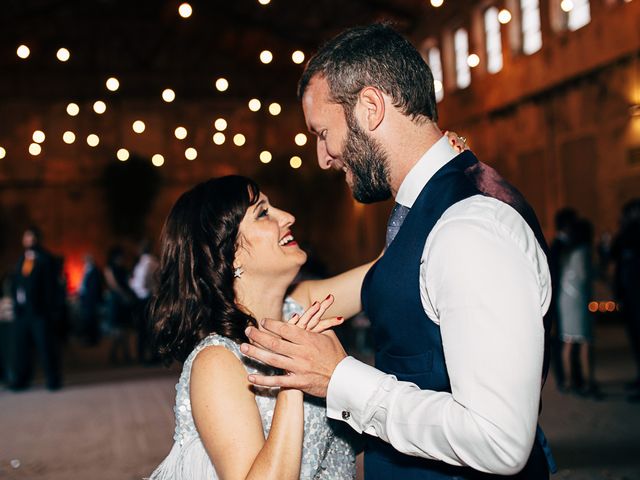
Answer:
[
  {"left": 190, "top": 346, "right": 303, "bottom": 480},
  {"left": 291, "top": 257, "right": 379, "bottom": 319}
]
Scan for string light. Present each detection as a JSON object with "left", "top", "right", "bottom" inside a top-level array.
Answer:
[
  {"left": 258, "top": 0, "right": 271, "bottom": 5},
  {"left": 87, "top": 134, "right": 100, "bottom": 147},
  {"left": 32, "top": 130, "right": 46, "bottom": 144},
  {"left": 560, "top": 0, "right": 574, "bottom": 12},
  {"left": 132, "top": 120, "right": 146, "bottom": 133},
  {"left": 63, "top": 131, "right": 76, "bottom": 144},
  {"left": 215, "top": 78, "right": 229, "bottom": 92},
  {"left": 233, "top": 134, "right": 246, "bottom": 146},
  {"left": 185, "top": 147, "right": 197, "bottom": 160},
  {"left": 434, "top": 80, "right": 443, "bottom": 93},
  {"left": 431, "top": 0, "right": 444, "bottom": 7},
  {"left": 152, "top": 154, "right": 165, "bottom": 167},
  {"left": 66, "top": 103, "right": 79, "bottom": 116},
  {"left": 117, "top": 148, "right": 129, "bottom": 161},
  {"left": 56, "top": 48, "right": 70, "bottom": 62},
  {"left": 294, "top": 133, "right": 307, "bottom": 146},
  {"left": 174, "top": 126, "right": 188, "bottom": 139},
  {"left": 93, "top": 101, "right": 107, "bottom": 114},
  {"left": 106, "top": 77, "right": 120, "bottom": 91},
  {"left": 17, "top": 45, "right": 30, "bottom": 59},
  {"left": 292, "top": 50, "right": 305, "bottom": 64},
  {"left": 0, "top": 147, "right": 6, "bottom": 159},
  {"left": 290, "top": 156, "right": 302, "bottom": 169},
  {"left": 213, "top": 132, "right": 226, "bottom": 145},
  {"left": 248, "top": 99, "right": 261, "bottom": 112},
  {"left": 268, "top": 102, "right": 281, "bottom": 116},
  {"left": 178, "top": 2, "right": 193, "bottom": 18},
  {"left": 467, "top": 54, "right": 480, "bottom": 68},
  {"left": 260, "top": 50, "right": 273, "bottom": 64},
  {"left": 29, "top": 143, "right": 42, "bottom": 156},
  {"left": 162, "top": 88, "right": 176, "bottom": 102},
  {"left": 498, "top": 9, "right": 512, "bottom": 24},
  {"left": 214, "top": 118, "right": 227, "bottom": 131},
  {"left": 259, "top": 151, "right": 272, "bottom": 163}
]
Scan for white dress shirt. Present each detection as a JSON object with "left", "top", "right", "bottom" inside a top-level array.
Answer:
[{"left": 327, "top": 136, "right": 551, "bottom": 475}]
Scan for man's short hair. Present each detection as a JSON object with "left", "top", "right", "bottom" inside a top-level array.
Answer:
[{"left": 298, "top": 23, "right": 438, "bottom": 123}]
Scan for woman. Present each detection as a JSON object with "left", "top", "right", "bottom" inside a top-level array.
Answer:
[
  {"left": 104, "top": 246, "right": 136, "bottom": 364},
  {"left": 558, "top": 218, "right": 597, "bottom": 395},
  {"left": 148, "top": 176, "right": 368, "bottom": 480}
]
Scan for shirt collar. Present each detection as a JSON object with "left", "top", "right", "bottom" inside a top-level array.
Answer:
[{"left": 395, "top": 135, "right": 459, "bottom": 208}]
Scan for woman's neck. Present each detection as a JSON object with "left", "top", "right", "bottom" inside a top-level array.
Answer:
[{"left": 235, "top": 276, "right": 291, "bottom": 323}]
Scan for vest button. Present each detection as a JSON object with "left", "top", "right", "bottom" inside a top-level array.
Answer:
[{"left": 342, "top": 410, "right": 351, "bottom": 420}]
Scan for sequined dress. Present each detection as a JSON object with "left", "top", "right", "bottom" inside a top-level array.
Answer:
[{"left": 149, "top": 297, "right": 357, "bottom": 479}]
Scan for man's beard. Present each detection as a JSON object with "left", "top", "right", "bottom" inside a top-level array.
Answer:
[{"left": 341, "top": 116, "right": 392, "bottom": 204}]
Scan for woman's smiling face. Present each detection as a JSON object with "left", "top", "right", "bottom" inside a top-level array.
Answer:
[{"left": 234, "top": 193, "right": 307, "bottom": 280}]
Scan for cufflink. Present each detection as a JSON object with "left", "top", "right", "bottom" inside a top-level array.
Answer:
[{"left": 342, "top": 410, "right": 351, "bottom": 420}]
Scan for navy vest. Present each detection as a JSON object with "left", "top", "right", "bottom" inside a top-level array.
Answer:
[{"left": 361, "top": 151, "right": 551, "bottom": 480}]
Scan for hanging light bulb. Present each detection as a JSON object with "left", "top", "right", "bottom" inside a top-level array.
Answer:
[
  {"left": 290, "top": 156, "right": 302, "bottom": 169},
  {"left": 259, "top": 151, "right": 272, "bottom": 163},
  {"left": 178, "top": 2, "right": 193, "bottom": 18},
  {"left": 185, "top": 147, "right": 197, "bottom": 160},
  {"left": 260, "top": 50, "right": 273, "bottom": 64},
  {"left": 67, "top": 103, "right": 80, "bottom": 116},
  {"left": 29, "top": 143, "right": 42, "bottom": 156},
  {"left": 294, "top": 133, "right": 307, "bottom": 146},
  {"left": 248, "top": 99, "right": 261, "bottom": 112},
  {"left": 152, "top": 154, "right": 165, "bottom": 167},
  {"left": 93, "top": 101, "right": 107, "bottom": 114},
  {"left": 117, "top": 148, "right": 130, "bottom": 161},
  {"left": 17, "top": 45, "right": 30, "bottom": 59},
  {"left": 233, "top": 134, "right": 246, "bottom": 146},
  {"left": 174, "top": 126, "right": 188, "bottom": 140},
  {"left": 162, "top": 88, "right": 176, "bottom": 102},
  {"left": 292, "top": 50, "right": 305, "bottom": 64},
  {"left": 87, "top": 134, "right": 100, "bottom": 147},
  {"left": 32, "top": 130, "right": 46, "bottom": 144},
  {"left": 56, "top": 47, "right": 70, "bottom": 62},
  {"left": 106, "top": 77, "right": 120, "bottom": 91},
  {"left": 215, "top": 78, "right": 229, "bottom": 92},
  {"left": 132, "top": 120, "right": 146, "bottom": 133}
]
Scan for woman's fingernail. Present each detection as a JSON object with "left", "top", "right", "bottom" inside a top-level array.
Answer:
[
  {"left": 245, "top": 327, "right": 252, "bottom": 335},
  {"left": 248, "top": 375, "right": 255, "bottom": 383},
  {"left": 337, "top": 317, "right": 344, "bottom": 321},
  {"left": 240, "top": 343, "right": 249, "bottom": 353},
  {"left": 312, "top": 301, "right": 318, "bottom": 307},
  {"left": 325, "top": 294, "right": 332, "bottom": 300}
]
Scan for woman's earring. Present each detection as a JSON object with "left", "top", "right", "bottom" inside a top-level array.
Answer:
[{"left": 233, "top": 267, "right": 244, "bottom": 278}]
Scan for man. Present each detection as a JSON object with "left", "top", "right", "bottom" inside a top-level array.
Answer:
[
  {"left": 241, "top": 24, "right": 553, "bottom": 479},
  {"left": 129, "top": 240, "right": 159, "bottom": 364},
  {"left": 10, "top": 226, "right": 62, "bottom": 391}
]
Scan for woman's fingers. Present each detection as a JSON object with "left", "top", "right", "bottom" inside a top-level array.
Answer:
[
  {"left": 305, "top": 295, "right": 334, "bottom": 330},
  {"left": 310, "top": 316, "right": 345, "bottom": 333}
]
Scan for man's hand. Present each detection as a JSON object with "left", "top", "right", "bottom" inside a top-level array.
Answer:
[{"left": 240, "top": 319, "right": 348, "bottom": 398}]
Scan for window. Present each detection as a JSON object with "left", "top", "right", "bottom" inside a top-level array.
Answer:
[
  {"left": 427, "top": 47, "right": 444, "bottom": 102},
  {"left": 567, "top": 0, "right": 591, "bottom": 31},
  {"left": 521, "top": 0, "right": 542, "bottom": 54},
  {"left": 454, "top": 28, "right": 471, "bottom": 89},
  {"left": 484, "top": 7, "right": 503, "bottom": 73}
]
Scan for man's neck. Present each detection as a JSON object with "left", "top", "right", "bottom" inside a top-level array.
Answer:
[{"left": 386, "top": 120, "right": 443, "bottom": 197}]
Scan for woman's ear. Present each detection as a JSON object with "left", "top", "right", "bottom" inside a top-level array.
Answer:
[{"left": 356, "top": 86, "right": 385, "bottom": 132}]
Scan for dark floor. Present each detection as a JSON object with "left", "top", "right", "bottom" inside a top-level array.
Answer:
[{"left": 0, "top": 321, "right": 639, "bottom": 479}]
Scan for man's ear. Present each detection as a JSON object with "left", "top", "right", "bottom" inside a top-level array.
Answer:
[{"left": 356, "top": 86, "right": 385, "bottom": 132}]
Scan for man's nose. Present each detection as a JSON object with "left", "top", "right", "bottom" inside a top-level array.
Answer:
[{"left": 317, "top": 140, "right": 332, "bottom": 170}]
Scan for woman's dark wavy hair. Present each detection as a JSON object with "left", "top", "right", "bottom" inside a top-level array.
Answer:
[{"left": 150, "top": 175, "right": 260, "bottom": 364}]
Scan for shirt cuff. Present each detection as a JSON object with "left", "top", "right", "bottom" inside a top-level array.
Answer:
[{"left": 326, "top": 356, "right": 388, "bottom": 434}]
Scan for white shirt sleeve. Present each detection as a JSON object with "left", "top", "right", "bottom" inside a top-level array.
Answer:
[{"left": 326, "top": 198, "right": 550, "bottom": 475}]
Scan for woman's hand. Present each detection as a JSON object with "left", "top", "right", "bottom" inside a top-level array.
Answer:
[
  {"left": 445, "top": 130, "right": 469, "bottom": 153},
  {"left": 288, "top": 294, "right": 345, "bottom": 333}
]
